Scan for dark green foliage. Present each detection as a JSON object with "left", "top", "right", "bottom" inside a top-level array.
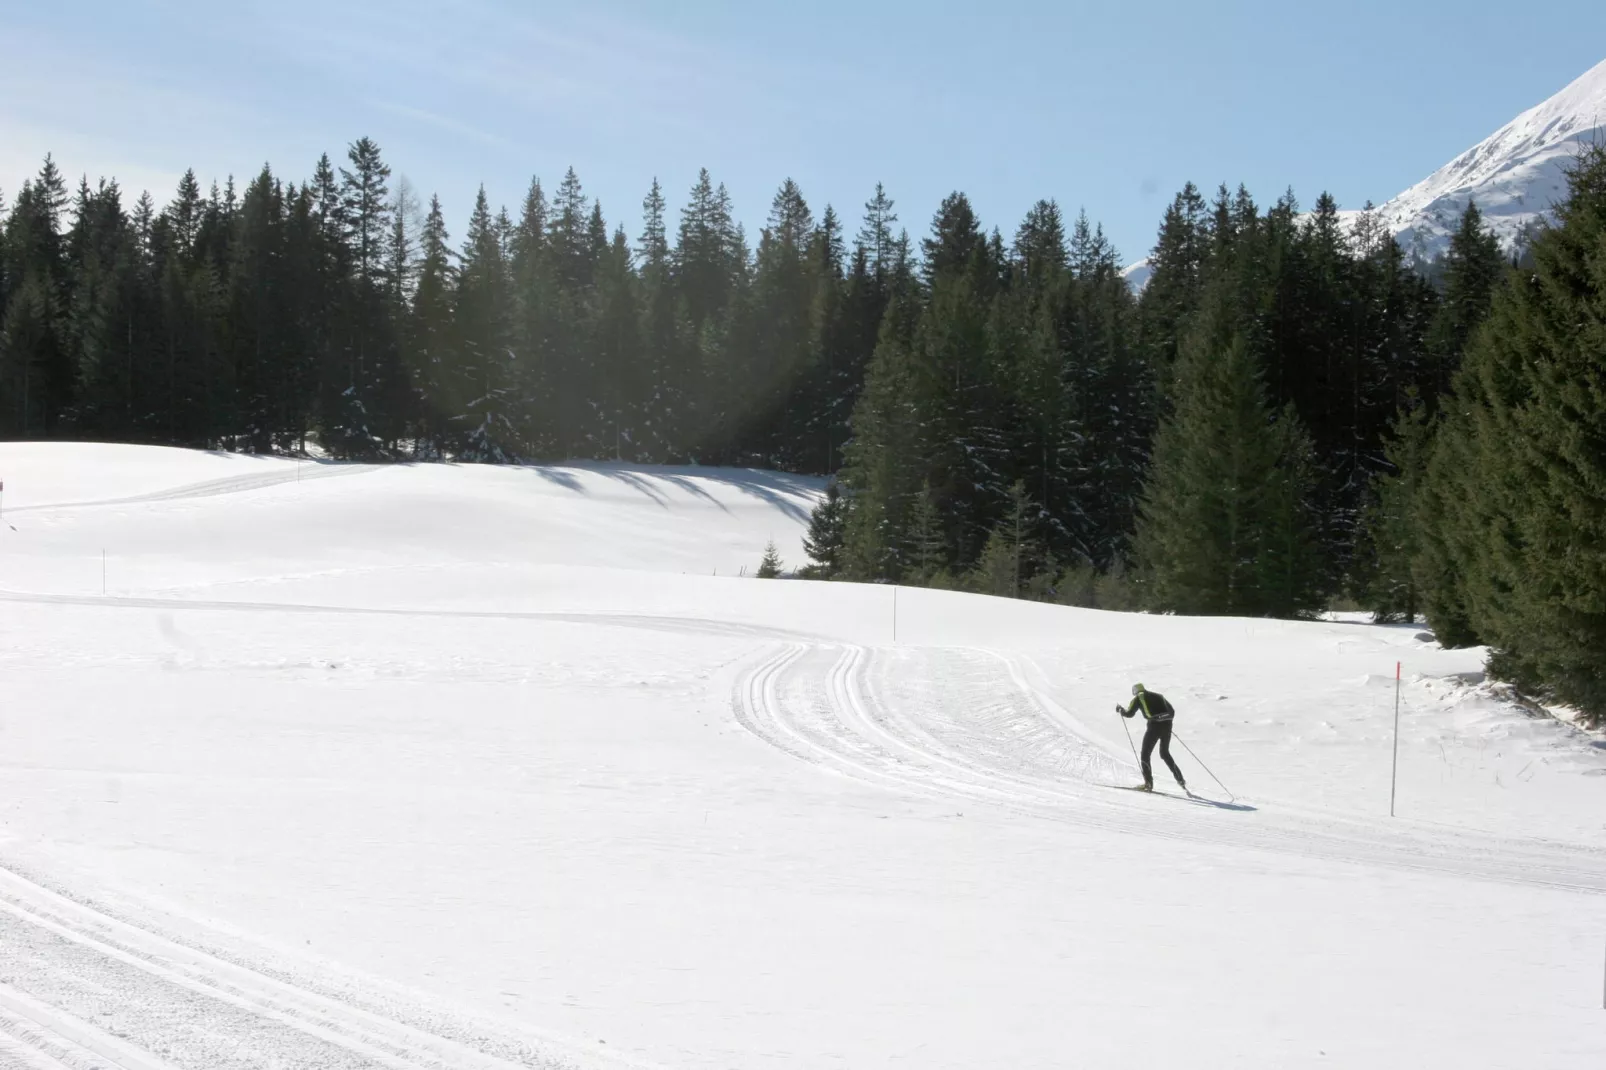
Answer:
[
  {"left": 1409, "top": 147, "right": 1606, "bottom": 721},
  {"left": 967, "top": 481, "right": 1050, "bottom": 599},
  {"left": 454, "top": 187, "right": 517, "bottom": 461},
  {"left": 756, "top": 540, "right": 784, "bottom": 579},
  {"left": 1426, "top": 201, "right": 1507, "bottom": 399},
  {"left": 1354, "top": 397, "right": 1431, "bottom": 622},
  {"left": 800, "top": 481, "right": 848, "bottom": 579},
  {"left": 36, "top": 141, "right": 1606, "bottom": 718},
  {"left": 1133, "top": 326, "right": 1326, "bottom": 617}
]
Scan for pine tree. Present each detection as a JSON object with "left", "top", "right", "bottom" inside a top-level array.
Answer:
[
  {"left": 967, "top": 481, "right": 1045, "bottom": 598},
  {"left": 841, "top": 288, "right": 923, "bottom": 581},
  {"left": 508, "top": 177, "right": 553, "bottom": 455},
  {"left": 1357, "top": 396, "right": 1431, "bottom": 621},
  {"left": 593, "top": 225, "right": 643, "bottom": 458},
  {"left": 636, "top": 177, "right": 689, "bottom": 460},
  {"left": 1134, "top": 325, "right": 1326, "bottom": 617},
  {"left": 406, "top": 194, "right": 455, "bottom": 456},
  {"left": 1422, "top": 147, "right": 1606, "bottom": 720},
  {"left": 922, "top": 192, "right": 986, "bottom": 289},
  {"left": 1425, "top": 200, "right": 1505, "bottom": 399},
  {"left": 746, "top": 178, "right": 818, "bottom": 467},
  {"left": 901, "top": 483, "right": 949, "bottom": 587},
  {"left": 223, "top": 167, "right": 286, "bottom": 451},
  {"left": 856, "top": 183, "right": 898, "bottom": 286},
  {"left": 800, "top": 481, "right": 849, "bottom": 578},
  {"left": 455, "top": 186, "right": 517, "bottom": 460},
  {"left": 1013, "top": 200, "right": 1067, "bottom": 286},
  {"left": 0, "top": 157, "right": 72, "bottom": 437},
  {"left": 1137, "top": 182, "right": 1208, "bottom": 371},
  {"left": 756, "top": 540, "right": 784, "bottom": 578}
]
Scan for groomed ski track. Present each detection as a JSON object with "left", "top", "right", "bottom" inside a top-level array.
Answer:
[
  {"left": 0, "top": 865, "right": 661, "bottom": 1070},
  {"left": 1, "top": 586, "right": 1601, "bottom": 1069},
  {"left": 5, "top": 579, "right": 1602, "bottom": 900},
  {"left": 733, "top": 641, "right": 1606, "bottom": 896}
]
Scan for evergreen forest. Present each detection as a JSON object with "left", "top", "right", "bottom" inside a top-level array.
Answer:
[{"left": 3, "top": 141, "right": 1603, "bottom": 721}]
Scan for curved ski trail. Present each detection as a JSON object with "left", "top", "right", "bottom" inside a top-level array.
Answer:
[{"left": 733, "top": 641, "right": 1606, "bottom": 895}]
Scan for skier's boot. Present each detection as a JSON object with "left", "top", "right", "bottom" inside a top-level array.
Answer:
[{"left": 1137, "top": 782, "right": 1154, "bottom": 792}]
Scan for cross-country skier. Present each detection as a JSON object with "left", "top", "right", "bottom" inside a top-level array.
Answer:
[{"left": 1117, "top": 683, "right": 1186, "bottom": 793}]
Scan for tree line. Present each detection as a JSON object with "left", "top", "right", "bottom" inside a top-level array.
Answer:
[
  {"left": 0, "top": 141, "right": 885, "bottom": 469},
  {"left": 4, "top": 139, "right": 1602, "bottom": 720},
  {"left": 806, "top": 181, "right": 1455, "bottom": 606}
]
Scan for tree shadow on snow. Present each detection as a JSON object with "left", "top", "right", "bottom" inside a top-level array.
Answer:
[{"left": 512, "top": 460, "right": 824, "bottom": 523}]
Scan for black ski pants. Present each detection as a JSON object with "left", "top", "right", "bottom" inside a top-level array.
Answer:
[{"left": 1141, "top": 719, "right": 1185, "bottom": 787}]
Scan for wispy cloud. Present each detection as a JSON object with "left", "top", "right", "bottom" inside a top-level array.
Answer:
[
  {"left": 0, "top": 23, "right": 265, "bottom": 200},
  {"left": 367, "top": 102, "right": 521, "bottom": 153},
  {"left": 242, "top": 0, "right": 795, "bottom": 141}
]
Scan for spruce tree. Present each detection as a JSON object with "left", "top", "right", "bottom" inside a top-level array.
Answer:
[
  {"left": 636, "top": 177, "right": 690, "bottom": 460},
  {"left": 508, "top": 177, "right": 553, "bottom": 456},
  {"left": 0, "top": 158, "right": 72, "bottom": 437},
  {"left": 967, "top": 481, "right": 1042, "bottom": 598},
  {"left": 1426, "top": 147, "right": 1606, "bottom": 719},
  {"left": 1356, "top": 397, "right": 1432, "bottom": 622},
  {"left": 756, "top": 540, "right": 784, "bottom": 579},
  {"left": 1133, "top": 325, "right": 1325, "bottom": 617},
  {"left": 407, "top": 194, "right": 455, "bottom": 456},
  {"left": 1425, "top": 200, "right": 1505, "bottom": 399},
  {"left": 903, "top": 482, "right": 948, "bottom": 586},
  {"left": 800, "top": 481, "right": 849, "bottom": 579},
  {"left": 455, "top": 187, "right": 517, "bottom": 461}
]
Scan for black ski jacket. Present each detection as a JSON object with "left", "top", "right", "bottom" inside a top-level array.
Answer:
[{"left": 1123, "top": 691, "right": 1174, "bottom": 722}]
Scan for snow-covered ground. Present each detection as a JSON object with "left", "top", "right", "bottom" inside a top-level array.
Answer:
[{"left": 0, "top": 443, "right": 1602, "bottom": 1070}]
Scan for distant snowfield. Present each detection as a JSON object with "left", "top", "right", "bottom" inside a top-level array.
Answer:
[{"left": 0, "top": 444, "right": 1602, "bottom": 1070}]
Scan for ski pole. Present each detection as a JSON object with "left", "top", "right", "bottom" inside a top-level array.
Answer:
[
  {"left": 1173, "top": 731, "right": 1235, "bottom": 802},
  {"left": 1116, "top": 705, "right": 1141, "bottom": 774}
]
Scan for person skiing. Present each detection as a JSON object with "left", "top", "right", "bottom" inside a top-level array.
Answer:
[{"left": 1118, "top": 683, "right": 1186, "bottom": 793}]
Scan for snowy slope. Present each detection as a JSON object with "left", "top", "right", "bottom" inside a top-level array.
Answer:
[
  {"left": 1376, "top": 57, "right": 1606, "bottom": 262},
  {"left": 0, "top": 443, "right": 1603, "bottom": 1070},
  {"left": 1123, "top": 57, "right": 1606, "bottom": 284}
]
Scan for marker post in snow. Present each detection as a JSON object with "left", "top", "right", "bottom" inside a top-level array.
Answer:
[{"left": 1390, "top": 660, "right": 1402, "bottom": 817}]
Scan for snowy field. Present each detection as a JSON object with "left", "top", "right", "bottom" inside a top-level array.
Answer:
[{"left": 0, "top": 443, "right": 1602, "bottom": 1070}]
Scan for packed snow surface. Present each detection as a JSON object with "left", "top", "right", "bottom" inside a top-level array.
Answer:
[{"left": 0, "top": 443, "right": 1602, "bottom": 1069}]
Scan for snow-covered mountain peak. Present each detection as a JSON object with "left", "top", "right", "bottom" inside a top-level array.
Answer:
[
  {"left": 1374, "top": 58, "right": 1606, "bottom": 261},
  {"left": 1122, "top": 58, "right": 1606, "bottom": 285}
]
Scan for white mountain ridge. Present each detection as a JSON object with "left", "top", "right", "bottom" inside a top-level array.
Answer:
[{"left": 1123, "top": 56, "right": 1606, "bottom": 288}]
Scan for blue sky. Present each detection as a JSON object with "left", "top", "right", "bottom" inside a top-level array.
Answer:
[{"left": 3, "top": 1, "right": 1604, "bottom": 266}]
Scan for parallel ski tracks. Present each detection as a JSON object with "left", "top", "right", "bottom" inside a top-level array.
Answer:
[
  {"left": 0, "top": 866, "right": 604, "bottom": 1070},
  {"left": 733, "top": 641, "right": 1606, "bottom": 896}
]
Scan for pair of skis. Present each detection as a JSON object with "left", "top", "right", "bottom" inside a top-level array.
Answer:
[{"left": 1111, "top": 783, "right": 1196, "bottom": 801}]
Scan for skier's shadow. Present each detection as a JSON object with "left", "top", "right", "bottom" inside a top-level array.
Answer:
[{"left": 1185, "top": 795, "right": 1257, "bottom": 813}]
